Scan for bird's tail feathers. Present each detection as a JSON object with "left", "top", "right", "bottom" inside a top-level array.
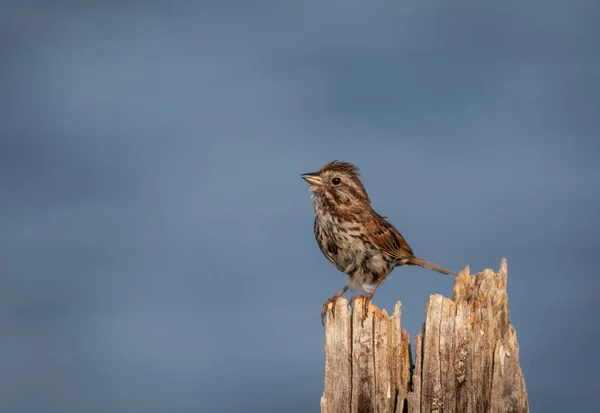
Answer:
[{"left": 405, "top": 256, "right": 456, "bottom": 276}]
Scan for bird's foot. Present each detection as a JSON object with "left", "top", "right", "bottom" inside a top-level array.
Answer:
[
  {"left": 321, "top": 296, "right": 342, "bottom": 326},
  {"left": 321, "top": 286, "right": 349, "bottom": 326},
  {"left": 350, "top": 293, "right": 374, "bottom": 326}
]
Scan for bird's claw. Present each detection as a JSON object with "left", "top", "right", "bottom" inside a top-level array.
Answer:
[
  {"left": 350, "top": 294, "right": 372, "bottom": 327},
  {"left": 321, "top": 296, "right": 340, "bottom": 326}
]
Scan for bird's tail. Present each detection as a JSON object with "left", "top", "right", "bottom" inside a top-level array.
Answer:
[{"left": 405, "top": 256, "right": 456, "bottom": 276}]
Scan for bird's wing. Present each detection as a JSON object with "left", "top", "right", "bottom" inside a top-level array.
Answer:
[{"left": 365, "top": 212, "right": 414, "bottom": 259}]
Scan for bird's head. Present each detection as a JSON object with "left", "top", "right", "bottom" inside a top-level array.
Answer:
[{"left": 301, "top": 161, "right": 370, "bottom": 211}]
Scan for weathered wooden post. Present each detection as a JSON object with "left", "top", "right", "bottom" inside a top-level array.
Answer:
[{"left": 320, "top": 259, "right": 528, "bottom": 413}]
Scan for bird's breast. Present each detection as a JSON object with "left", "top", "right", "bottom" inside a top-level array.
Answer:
[{"left": 314, "top": 216, "right": 395, "bottom": 285}]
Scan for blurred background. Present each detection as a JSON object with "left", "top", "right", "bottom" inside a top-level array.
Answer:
[{"left": 1, "top": 1, "right": 598, "bottom": 412}]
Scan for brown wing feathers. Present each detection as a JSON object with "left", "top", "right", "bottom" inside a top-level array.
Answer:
[
  {"left": 366, "top": 212, "right": 456, "bottom": 276},
  {"left": 365, "top": 213, "right": 414, "bottom": 259}
]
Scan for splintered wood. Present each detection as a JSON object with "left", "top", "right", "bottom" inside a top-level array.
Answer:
[{"left": 320, "top": 259, "right": 529, "bottom": 413}]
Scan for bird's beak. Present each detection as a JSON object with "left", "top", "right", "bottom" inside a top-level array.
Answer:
[{"left": 301, "top": 172, "right": 323, "bottom": 186}]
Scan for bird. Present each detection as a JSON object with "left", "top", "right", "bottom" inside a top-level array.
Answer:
[{"left": 301, "top": 161, "right": 456, "bottom": 325}]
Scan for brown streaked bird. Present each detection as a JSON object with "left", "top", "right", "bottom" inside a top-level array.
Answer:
[{"left": 301, "top": 161, "right": 456, "bottom": 325}]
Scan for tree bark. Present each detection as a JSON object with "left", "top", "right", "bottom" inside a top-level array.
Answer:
[{"left": 321, "top": 259, "right": 528, "bottom": 413}]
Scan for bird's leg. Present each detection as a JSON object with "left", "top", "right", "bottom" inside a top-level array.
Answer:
[
  {"left": 321, "top": 285, "right": 349, "bottom": 325},
  {"left": 350, "top": 277, "right": 387, "bottom": 326}
]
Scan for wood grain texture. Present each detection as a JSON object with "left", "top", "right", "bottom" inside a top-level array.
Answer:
[
  {"left": 322, "top": 298, "right": 352, "bottom": 413},
  {"left": 321, "top": 259, "right": 528, "bottom": 413}
]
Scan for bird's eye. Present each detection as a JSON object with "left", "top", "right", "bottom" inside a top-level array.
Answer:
[{"left": 331, "top": 177, "right": 341, "bottom": 185}]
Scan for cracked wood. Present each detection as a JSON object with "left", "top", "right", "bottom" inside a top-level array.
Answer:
[{"left": 321, "top": 259, "right": 529, "bottom": 413}]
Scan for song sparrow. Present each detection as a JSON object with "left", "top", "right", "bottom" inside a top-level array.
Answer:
[{"left": 301, "top": 161, "right": 456, "bottom": 325}]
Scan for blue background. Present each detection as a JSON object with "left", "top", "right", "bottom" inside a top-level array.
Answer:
[{"left": 2, "top": 1, "right": 598, "bottom": 412}]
